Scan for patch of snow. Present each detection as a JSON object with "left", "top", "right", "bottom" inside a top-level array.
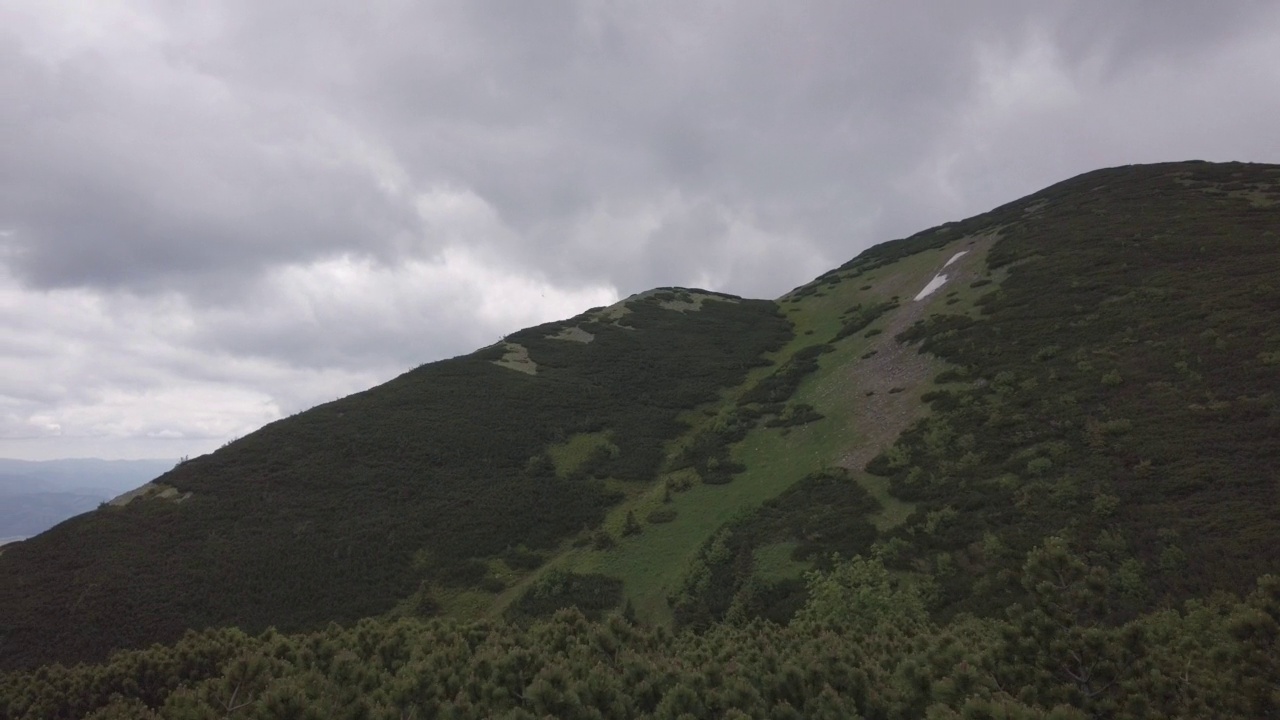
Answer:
[
  {"left": 914, "top": 274, "right": 949, "bottom": 301},
  {"left": 943, "top": 250, "right": 969, "bottom": 268}
]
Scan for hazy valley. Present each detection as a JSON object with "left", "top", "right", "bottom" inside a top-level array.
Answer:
[
  {"left": 2, "top": 161, "right": 1279, "bottom": 719},
  {"left": 0, "top": 459, "right": 173, "bottom": 541}
]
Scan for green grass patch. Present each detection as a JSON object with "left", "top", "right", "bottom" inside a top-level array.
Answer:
[
  {"left": 546, "top": 431, "right": 617, "bottom": 477},
  {"left": 753, "top": 541, "right": 811, "bottom": 582}
]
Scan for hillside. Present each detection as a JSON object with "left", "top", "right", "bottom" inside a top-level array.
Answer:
[
  {"left": 1, "top": 161, "right": 1278, "bottom": 715},
  {"left": 0, "top": 289, "right": 794, "bottom": 668}
]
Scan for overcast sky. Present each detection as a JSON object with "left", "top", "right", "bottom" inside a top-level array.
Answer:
[{"left": 2, "top": 1, "right": 1279, "bottom": 461}]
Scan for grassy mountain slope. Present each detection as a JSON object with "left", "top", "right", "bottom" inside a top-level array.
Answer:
[
  {"left": 1, "top": 160, "right": 1278, "bottom": 679},
  {"left": 0, "top": 292, "right": 792, "bottom": 669},
  {"left": 633, "top": 160, "right": 1280, "bottom": 632},
  {"left": 879, "top": 161, "right": 1280, "bottom": 613},
  {"left": 502, "top": 232, "right": 997, "bottom": 625}
]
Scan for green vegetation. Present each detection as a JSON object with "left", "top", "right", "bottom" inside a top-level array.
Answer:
[
  {"left": 1, "top": 545, "right": 1277, "bottom": 719},
  {"left": 831, "top": 299, "right": 898, "bottom": 341},
  {"left": 864, "top": 160, "right": 1280, "bottom": 618},
  {"left": 0, "top": 292, "right": 790, "bottom": 669},
  {"left": 504, "top": 570, "right": 624, "bottom": 623},
  {"left": 2, "top": 161, "right": 1279, "bottom": 717},
  {"left": 762, "top": 402, "right": 824, "bottom": 429},
  {"left": 545, "top": 431, "right": 618, "bottom": 478},
  {"left": 738, "top": 343, "right": 834, "bottom": 405},
  {"left": 669, "top": 468, "right": 882, "bottom": 627}
]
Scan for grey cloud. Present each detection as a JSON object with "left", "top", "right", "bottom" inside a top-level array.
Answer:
[
  {"left": 11, "top": 1, "right": 1278, "bottom": 300},
  {"left": 0, "top": 38, "right": 420, "bottom": 295},
  {"left": 1044, "top": 1, "right": 1274, "bottom": 72}
]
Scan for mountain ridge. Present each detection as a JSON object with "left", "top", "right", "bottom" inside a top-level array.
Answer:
[{"left": 1, "top": 160, "right": 1278, "bottom": 680}]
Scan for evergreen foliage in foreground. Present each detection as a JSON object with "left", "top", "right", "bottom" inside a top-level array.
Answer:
[{"left": 2, "top": 543, "right": 1277, "bottom": 720}]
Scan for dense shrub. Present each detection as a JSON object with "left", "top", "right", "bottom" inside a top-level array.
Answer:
[{"left": 0, "top": 292, "right": 792, "bottom": 669}]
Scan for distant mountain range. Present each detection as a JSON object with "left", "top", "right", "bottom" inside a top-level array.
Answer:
[{"left": 0, "top": 458, "right": 173, "bottom": 539}]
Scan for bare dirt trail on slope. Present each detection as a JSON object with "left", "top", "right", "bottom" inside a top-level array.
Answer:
[
  {"left": 818, "top": 235, "right": 996, "bottom": 476},
  {"left": 493, "top": 236, "right": 998, "bottom": 616}
]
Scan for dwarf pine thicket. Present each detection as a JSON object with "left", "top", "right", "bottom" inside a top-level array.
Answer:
[
  {"left": 0, "top": 292, "right": 792, "bottom": 668},
  {"left": 2, "top": 548, "right": 1278, "bottom": 719}
]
